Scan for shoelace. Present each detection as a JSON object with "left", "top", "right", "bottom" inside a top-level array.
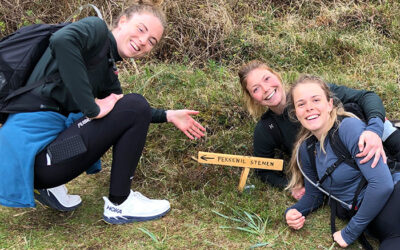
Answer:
[{"left": 132, "top": 191, "right": 150, "bottom": 201}]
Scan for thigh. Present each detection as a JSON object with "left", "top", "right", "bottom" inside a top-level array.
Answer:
[
  {"left": 34, "top": 94, "right": 150, "bottom": 188},
  {"left": 34, "top": 115, "right": 112, "bottom": 188},
  {"left": 379, "top": 237, "right": 400, "bottom": 250}
]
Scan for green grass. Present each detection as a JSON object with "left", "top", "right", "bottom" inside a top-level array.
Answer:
[{"left": 1, "top": 0, "right": 399, "bottom": 249}]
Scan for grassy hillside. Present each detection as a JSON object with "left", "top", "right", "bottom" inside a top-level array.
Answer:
[{"left": 1, "top": 0, "right": 399, "bottom": 249}]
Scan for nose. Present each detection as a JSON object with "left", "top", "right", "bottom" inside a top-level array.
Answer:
[
  {"left": 261, "top": 85, "right": 268, "bottom": 93},
  {"left": 138, "top": 34, "right": 149, "bottom": 47},
  {"left": 305, "top": 102, "right": 314, "bottom": 111}
]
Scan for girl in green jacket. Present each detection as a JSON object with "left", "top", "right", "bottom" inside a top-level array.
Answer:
[{"left": 1, "top": 1, "right": 205, "bottom": 224}]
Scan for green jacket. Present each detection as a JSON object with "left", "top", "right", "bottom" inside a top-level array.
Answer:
[{"left": 25, "top": 16, "right": 166, "bottom": 122}]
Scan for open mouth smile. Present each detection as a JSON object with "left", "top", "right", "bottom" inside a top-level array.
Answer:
[
  {"left": 265, "top": 89, "right": 276, "bottom": 100},
  {"left": 306, "top": 114, "right": 319, "bottom": 120},
  {"left": 130, "top": 42, "right": 140, "bottom": 51}
]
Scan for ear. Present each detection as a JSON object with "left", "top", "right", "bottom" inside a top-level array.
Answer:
[
  {"left": 328, "top": 98, "right": 333, "bottom": 112},
  {"left": 118, "top": 15, "right": 127, "bottom": 27}
]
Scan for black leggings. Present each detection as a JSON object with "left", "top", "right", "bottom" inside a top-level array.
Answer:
[
  {"left": 34, "top": 93, "right": 151, "bottom": 198},
  {"left": 367, "top": 182, "right": 400, "bottom": 250}
]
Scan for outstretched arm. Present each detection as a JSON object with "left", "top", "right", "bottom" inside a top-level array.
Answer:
[{"left": 166, "top": 110, "right": 206, "bottom": 140}]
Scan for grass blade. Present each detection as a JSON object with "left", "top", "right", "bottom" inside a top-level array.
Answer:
[{"left": 138, "top": 227, "right": 159, "bottom": 243}]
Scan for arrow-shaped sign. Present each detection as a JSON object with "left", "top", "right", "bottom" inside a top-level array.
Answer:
[
  {"left": 197, "top": 151, "right": 283, "bottom": 192},
  {"left": 198, "top": 151, "right": 283, "bottom": 170},
  {"left": 200, "top": 155, "right": 214, "bottom": 161}
]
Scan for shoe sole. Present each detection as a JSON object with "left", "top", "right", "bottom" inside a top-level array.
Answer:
[
  {"left": 103, "top": 208, "right": 171, "bottom": 225},
  {"left": 34, "top": 190, "right": 82, "bottom": 212}
]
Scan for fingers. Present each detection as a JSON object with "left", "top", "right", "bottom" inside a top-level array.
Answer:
[
  {"left": 356, "top": 131, "right": 385, "bottom": 167},
  {"left": 286, "top": 209, "right": 305, "bottom": 230},
  {"left": 333, "top": 231, "right": 348, "bottom": 248},
  {"left": 186, "top": 116, "right": 206, "bottom": 139},
  {"left": 370, "top": 150, "right": 381, "bottom": 168},
  {"left": 187, "top": 125, "right": 205, "bottom": 139},
  {"left": 93, "top": 94, "right": 124, "bottom": 119},
  {"left": 185, "top": 110, "right": 200, "bottom": 115},
  {"left": 382, "top": 149, "right": 387, "bottom": 164},
  {"left": 357, "top": 144, "right": 384, "bottom": 166},
  {"left": 183, "top": 130, "right": 195, "bottom": 140},
  {"left": 114, "top": 93, "right": 124, "bottom": 101},
  {"left": 186, "top": 128, "right": 199, "bottom": 139},
  {"left": 358, "top": 133, "right": 365, "bottom": 153},
  {"left": 357, "top": 146, "right": 375, "bottom": 164},
  {"left": 194, "top": 120, "right": 206, "bottom": 132},
  {"left": 287, "top": 216, "right": 305, "bottom": 230}
]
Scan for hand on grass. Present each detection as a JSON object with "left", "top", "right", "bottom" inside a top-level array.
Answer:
[
  {"left": 286, "top": 209, "right": 305, "bottom": 230},
  {"left": 333, "top": 230, "right": 348, "bottom": 248}
]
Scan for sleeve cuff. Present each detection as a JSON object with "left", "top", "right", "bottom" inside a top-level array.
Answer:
[
  {"left": 341, "top": 230, "right": 352, "bottom": 246},
  {"left": 151, "top": 108, "right": 167, "bottom": 123},
  {"left": 365, "top": 117, "right": 384, "bottom": 138},
  {"left": 85, "top": 105, "right": 100, "bottom": 119}
]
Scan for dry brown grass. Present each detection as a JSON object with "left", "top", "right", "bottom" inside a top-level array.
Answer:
[
  {"left": 2, "top": 0, "right": 398, "bottom": 67},
  {"left": 0, "top": 0, "right": 326, "bottom": 66}
]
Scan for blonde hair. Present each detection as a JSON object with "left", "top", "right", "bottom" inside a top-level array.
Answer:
[
  {"left": 285, "top": 75, "right": 357, "bottom": 190},
  {"left": 112, "top": 0, "right": 167, "bottom": 31},
  {"left": 238, "top": 60, "right": 285, "bottom": 119}
]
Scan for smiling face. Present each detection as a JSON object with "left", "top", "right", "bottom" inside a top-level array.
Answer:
[
  {"left": 245, "top": 67, "right": 286, "bottom": 109},
  {"left": 292, "top": 82, "right": 333, "bottom": 139},
  {"left": 112, "top": 12, "right": 164, "bottom": 59}
]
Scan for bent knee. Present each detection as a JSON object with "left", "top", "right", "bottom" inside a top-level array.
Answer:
[{"left": 118, "top": 93, "right": 151, "bottom": 121}]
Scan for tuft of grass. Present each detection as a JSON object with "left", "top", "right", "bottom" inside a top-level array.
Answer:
[
  {"left": 213, "top": 202, "right": 269, "bottom": 237},
  {"left": 138, "top": 226, "right": 168, "bottom": 249}
]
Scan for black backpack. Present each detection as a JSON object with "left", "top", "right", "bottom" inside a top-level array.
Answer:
[{"left": 0, "top": 21, "right": 111, "bottom": 124}]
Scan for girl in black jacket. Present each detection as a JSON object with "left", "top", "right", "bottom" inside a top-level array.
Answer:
[{"left": 238, "top": 60, "right": 400, "bottom": 199}]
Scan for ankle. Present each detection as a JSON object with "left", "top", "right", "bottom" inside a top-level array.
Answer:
[{"left": 109, "top": 194, "right": 128, "bottom": 205}]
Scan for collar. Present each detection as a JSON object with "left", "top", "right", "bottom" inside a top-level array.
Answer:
[{"left": 107, "top": 31, "right": 122, "bottom": 62}]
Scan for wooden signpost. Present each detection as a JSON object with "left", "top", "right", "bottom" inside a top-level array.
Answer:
[{"left": 197, "top": 151, "right": 283, "bottom": 192}]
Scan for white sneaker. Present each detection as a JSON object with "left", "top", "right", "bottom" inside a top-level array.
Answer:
[
  {"left": 103, "top": 190, "right": 170, "bottom": 224},
  {"left": 34, "top": 184, "right": 82, "bottom": 212}
]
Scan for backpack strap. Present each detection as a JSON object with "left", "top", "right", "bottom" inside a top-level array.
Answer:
[
  {"left": 4, "top": 73, "right": 60, "bottom": 101},
  {"left": 305, "top": 136, "right": 317, "bottom": 178},
  {"left": 316, "top": 126, "right": 358, "bottom": 185}
]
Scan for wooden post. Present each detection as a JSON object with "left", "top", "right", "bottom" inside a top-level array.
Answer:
[{"left": 238, "top": 167, "right": 250, "bottom": 191}]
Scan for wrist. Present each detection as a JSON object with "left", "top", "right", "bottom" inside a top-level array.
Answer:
[{"left": 166, "top": 110, "right": 171, "bottom": 122}]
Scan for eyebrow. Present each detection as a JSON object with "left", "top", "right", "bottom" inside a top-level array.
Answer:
[
  {"left": 139, "top": 22, "right": 159, "bottom": 44},
  {"left": 256, "top": 73, "right": 267, "bottom": 85},
  {"left": 295, "top": 94, "right": 322, "bottom": 104}
]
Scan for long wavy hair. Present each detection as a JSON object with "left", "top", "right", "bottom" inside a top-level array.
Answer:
[
  {"left": 285, "top": 75, "right": 357, "bottom": 190},
  {"left": 238, "top": 60, "right": 285, "bottom": 119}
]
